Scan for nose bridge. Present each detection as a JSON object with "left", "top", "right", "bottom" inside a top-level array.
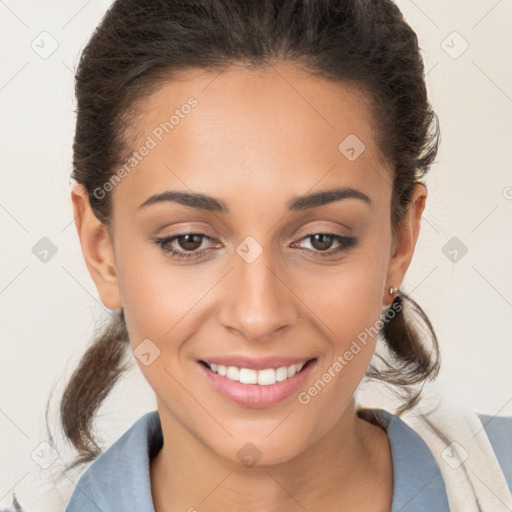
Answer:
[{"left": 219, "top": 238, "right": 298, "bottom": 340}]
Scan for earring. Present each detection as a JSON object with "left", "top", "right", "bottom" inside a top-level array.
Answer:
[{"left": 388, "top": 286, "right": 399, "bottom": 295}]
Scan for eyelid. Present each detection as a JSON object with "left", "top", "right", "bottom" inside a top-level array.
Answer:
[
  {"left": 291, "top": 223, "right": 352, "bottom": 240},
  {"left": 154, "top": 230, "right": 357, "bottom": 262},
  {"left": 163, "top": 232, "right": 220, "bottom": 249},
  {"left": 292, "top": 232, "right": 356, "bottom": 250},
  {"left": 155, "top": 225, "right": 349, "bottom": 247}
]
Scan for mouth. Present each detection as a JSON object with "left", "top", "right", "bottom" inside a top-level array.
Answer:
[
  {"left": 196, "top": 357, "right": 318, "bottom": 408},
  {"left": 198, "top": 358, "right": 317, "bottom": 386}
]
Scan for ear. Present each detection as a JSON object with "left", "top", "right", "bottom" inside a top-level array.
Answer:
[
  {"left": 71, "top": 183, "right": 122, "bottom": 310},
  {"left": 383, "top": 183, "right": 427, "bottom": 307}
]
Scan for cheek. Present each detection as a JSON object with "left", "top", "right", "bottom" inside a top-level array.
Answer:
[
  {"left": 115, "top": 233, "right": 205, "bottom": 343},
  {"left": 292, "top": 264, "right": 387, "bottom": 432},
  {"left": 292, "top": 229, "right": 390, "bottom": 379},
  {"left": 294, "top": 251, "right": 388, "bottom": 346},
  {"left": 114, "top": 242, "right": 203, "bottom": 409}
]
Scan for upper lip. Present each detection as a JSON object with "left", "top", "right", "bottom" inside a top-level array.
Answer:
[{"left": 199, "top": 356, "right": 316, "bottom": 371}]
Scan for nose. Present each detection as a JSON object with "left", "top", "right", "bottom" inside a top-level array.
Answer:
[{"left": 218, "top": 244, "right": 300, "bottom": 341}]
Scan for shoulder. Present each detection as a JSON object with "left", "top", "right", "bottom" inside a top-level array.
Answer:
[
  {"left": 476, "top": 411, "right": 512, "bottom": 491},
  {"left": 65, "top": 410, "right": 162, "bottom": 511},
  {"left": 359, "top": 406, "right": 452, "bottom": 510}
]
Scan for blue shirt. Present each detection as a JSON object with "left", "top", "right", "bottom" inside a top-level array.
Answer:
[{"left": 64, "top": 408, "right": 512, "bottom": 511}]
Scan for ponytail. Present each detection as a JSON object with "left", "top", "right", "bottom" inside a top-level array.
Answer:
[
  {"left": 368, "top": 291, "right": 441, "bottom": 414},
  {"left": 59, "top": 310, "right": 130, "bottom": 471}
]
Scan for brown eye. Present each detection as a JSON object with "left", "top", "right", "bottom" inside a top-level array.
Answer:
[
  {"left": 293, "top": 232, "right": 358, "bottom": 257},
  {"left": 309, "top": 233, "right": 336, "bottom": 251},
  {"left": 176, "top": 234, "right": 204, "bottom": 251},
  {"left": 154, "top": 232, "right": 217, "bottom": 260}
]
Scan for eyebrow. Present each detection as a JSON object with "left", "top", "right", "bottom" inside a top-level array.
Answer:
[{"left": 137, "top": 186, "right": 372, "bottom": 212}]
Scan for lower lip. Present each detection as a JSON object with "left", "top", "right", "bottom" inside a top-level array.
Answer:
[{"left": 197, "top": 359, "right": 317, "bottom": 408}]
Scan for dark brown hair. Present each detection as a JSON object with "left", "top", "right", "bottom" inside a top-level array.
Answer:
[{"left": 54, "top": 0, "right": 441, "bottom": 470}]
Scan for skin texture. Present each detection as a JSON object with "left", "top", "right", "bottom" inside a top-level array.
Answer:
[{"left": 71, "top": 62, "right": 426, "bottom": 511}]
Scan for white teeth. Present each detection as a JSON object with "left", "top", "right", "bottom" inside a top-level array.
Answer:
[
  {"left": 207, "top": 361, "right": 307, "bottom": 385},
  {"left": 239, "top": 368, "right": 257, "bottom": 384},
  {"left": 226, "top": 366, "right": 240, "bottom": 380},
  {"left": 276, "top": 366, "right": 289, "bottom": 382},
  {"left": 257, "top": 368, "right": 276, "bottom": 386}
]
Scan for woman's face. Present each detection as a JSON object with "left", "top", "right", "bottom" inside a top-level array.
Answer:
[{"left": 74, "top": 62, "right": 425, "bottom": 465}]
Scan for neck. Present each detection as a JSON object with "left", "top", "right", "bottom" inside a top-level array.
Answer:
[{"left": 150, "top": 402, "right": 393, "bottom": 512}]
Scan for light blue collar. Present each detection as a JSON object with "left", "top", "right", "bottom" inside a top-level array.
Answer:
[
  {"left": 367, "top": 408, "right": 450, "bottom": 511},
  {"left": 66, "top": 409, "right": 450, "bottom": 511}
]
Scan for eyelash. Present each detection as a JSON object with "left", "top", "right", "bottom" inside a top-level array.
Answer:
[{"left": 153, "top": 232, "right": 358, "bottom": 261}]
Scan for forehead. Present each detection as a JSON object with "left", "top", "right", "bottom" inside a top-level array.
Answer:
[{"left": 112, "top": 62, "right": 392, "bottom": 210}]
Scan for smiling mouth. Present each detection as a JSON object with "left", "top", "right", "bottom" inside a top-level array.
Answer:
[{"left": 198, "top": 358, "right": 317, "bottom": 386}]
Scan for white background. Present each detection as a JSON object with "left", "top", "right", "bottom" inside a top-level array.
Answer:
[{"left": 1, "top": 0, "right": 511, "bottom": 509}]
